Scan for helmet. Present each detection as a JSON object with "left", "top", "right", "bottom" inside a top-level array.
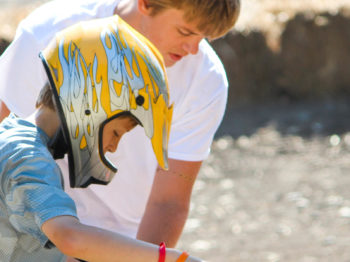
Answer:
[{"left": 40, "top": 16, "right": 173, "bottom": 188}]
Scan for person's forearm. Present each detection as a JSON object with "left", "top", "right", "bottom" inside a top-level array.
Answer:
[
  {"left": 43, "top": 216, "right": 202, "bottom": 262},
  {"left": 137, "top": 202, "right": 189, "bottom": 247},
  {"left": 137, "top": 159, "right": 201, "bottom": 247},
  {"left": 65, "top": 223, "right": 167, "bottom": 262}
]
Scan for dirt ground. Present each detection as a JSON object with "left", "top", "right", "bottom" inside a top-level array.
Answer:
[
  {"left": 1, "top": 1, "right": 350, "bottom": 261},
  {"left": 178, "top": 99, "right": 350, "bottom": 262}
]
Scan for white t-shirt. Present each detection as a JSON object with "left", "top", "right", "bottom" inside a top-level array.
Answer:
[{"left": 0, "top": 0, "right": 228, "bottom": 237}]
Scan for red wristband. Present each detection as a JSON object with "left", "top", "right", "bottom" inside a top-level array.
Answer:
[{"left": 158, "top": 242, "right": 166, "bottom": 262}]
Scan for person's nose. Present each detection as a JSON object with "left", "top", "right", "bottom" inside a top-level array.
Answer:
[
  {"left": 108, "top": 137, "right": 121, "bottom": 153},
  {"left": 182, "top": 38, "right": 201, "bottom": 55}
]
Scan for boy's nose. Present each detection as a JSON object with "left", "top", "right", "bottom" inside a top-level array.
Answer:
[
  {"left": 183, "top": 39, "right": 200, "bottom": 55},
  {"left": 108, "top": 138, "right": 120, "bottom": 153}
]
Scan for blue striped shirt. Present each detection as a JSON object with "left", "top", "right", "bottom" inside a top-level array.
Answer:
[{"left": 0, "top": 114, "right": 77, "bottom": 262}]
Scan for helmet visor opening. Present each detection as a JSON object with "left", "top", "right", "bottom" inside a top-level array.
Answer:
[{"left": 98, "top": 112, "right": 140, "bottom": 172}]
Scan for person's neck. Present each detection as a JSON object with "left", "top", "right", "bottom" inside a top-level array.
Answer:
[
  {"left": 114, "top": 0, "right": 143, "bottom": 32},
  {"left": 26, "top": 106, "right": 61, "bottom": 138}
]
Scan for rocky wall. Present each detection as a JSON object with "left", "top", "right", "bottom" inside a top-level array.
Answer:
[{"left": 212, "top": 9, "right": 350, "bottom": 107}]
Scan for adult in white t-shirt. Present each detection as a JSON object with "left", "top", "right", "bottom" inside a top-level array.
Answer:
[{"left": 0, "top": 0, "right": 240, "bottom": 247}]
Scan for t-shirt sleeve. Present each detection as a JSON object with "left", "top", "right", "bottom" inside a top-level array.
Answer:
[
  {"left": 4, "top": 159, "right": 77, "bottom": 246},
  {"left": 168, "top": 58, "right": 228, "bottom": 161},
  {"left": 0, "top": 27, "right": 47, "bottom": 118},
  {"left": 0, "top": 0, "right": 98, "bottom": 118}
]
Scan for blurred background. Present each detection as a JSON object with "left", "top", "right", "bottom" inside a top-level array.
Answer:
[{"left": 1, "top": 0, "right": 350, "bottom": 261}]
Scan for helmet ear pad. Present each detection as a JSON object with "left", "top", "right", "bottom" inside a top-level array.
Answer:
[{"left": 48, "top": 128, "right": 69, "bottom": 160}]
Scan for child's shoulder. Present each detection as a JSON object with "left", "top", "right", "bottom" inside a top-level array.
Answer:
[
  {"left": 0, "top": 114, "right": 49, "bottom": 146},
  {"left": 0, "top": 115, "right": 59, "bottom": 182}
]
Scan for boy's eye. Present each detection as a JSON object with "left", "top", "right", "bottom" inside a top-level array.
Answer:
[
  {"left": 113, "top": 131, "right": 119, "bottom": 137},
  {"left": 177, "top": 28, "right": 191, "bottom": 37}
]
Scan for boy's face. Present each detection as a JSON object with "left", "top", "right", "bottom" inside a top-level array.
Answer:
[
  {"left": 102, "top": 117, "right": 136, "bottom": 154},
  {"left": 140, "top": 7, "right": 205, "bottom": 67}
]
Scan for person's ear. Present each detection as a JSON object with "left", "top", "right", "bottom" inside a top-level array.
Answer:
[{"left": 137, "top": 0, "right": 152, "bottom": 16}]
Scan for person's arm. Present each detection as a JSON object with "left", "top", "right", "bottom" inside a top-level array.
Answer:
[
  {"left": 137, "top": 159, "right": 202, "bottom": 247},
  {"left": 0, "top": 100, "right": 10, "bottom": 122},
  {"left": 42, "top": 215, "right": 202, "bottom": 262}
]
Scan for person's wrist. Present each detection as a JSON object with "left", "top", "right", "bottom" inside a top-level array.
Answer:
[
  {"left": 166, "top": 249, "right": 203, "bottom": 262},
  {"left": 164, "top": 249, "right": 183, "bottom": 262}
]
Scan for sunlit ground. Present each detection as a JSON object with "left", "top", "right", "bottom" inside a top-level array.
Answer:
[{"left": 179, "top": 100, "right": 350, "bottom": 261}]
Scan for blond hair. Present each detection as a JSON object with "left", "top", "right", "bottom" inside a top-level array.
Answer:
[{"left": 147, "top": 0, "right": 240, "bottom": 39}]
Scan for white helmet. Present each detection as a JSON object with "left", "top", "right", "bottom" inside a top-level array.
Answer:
[{"left": 40, "top": 16, "right": 173, "bottom": 188}]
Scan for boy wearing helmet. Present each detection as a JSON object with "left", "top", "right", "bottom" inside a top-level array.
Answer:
[
  {"left": 0, "top": 16, "right": 202, "bottom": 262},
  {"left": 0, "top": 0, "right": 240, "bottom": 249}
]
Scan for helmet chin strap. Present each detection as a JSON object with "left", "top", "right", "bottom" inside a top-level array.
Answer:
[{"left": 48, "top": 128, "right": 69, "bottom": 160}]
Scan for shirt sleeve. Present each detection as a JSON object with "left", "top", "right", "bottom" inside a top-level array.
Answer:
[
  {"left": 168, "top": 51, "right": 228, "bottom": 161},
  {"left": 4, "top": 158, "right": 77, "bottom": 246},
  {"left": 0, "top": 0, "right": 89, "bottom": 118},
  {"left": 0, "top": 28, "right": 47, "bottom": 118}
]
